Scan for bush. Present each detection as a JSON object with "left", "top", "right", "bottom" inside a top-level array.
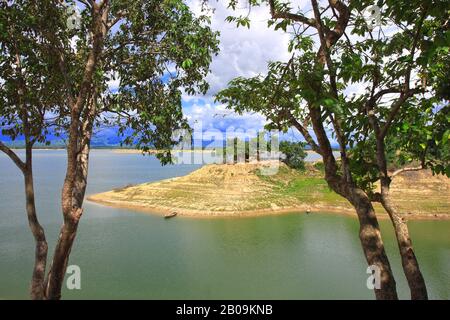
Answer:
[
  {"left": 279, "top": 141, "right": 307, "bottom": 170},
  {"left": 313, "top": 161, "right": 325, "bottom": 172}
]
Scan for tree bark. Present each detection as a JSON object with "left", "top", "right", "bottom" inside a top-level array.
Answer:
[
  {"left": 348, "top": 187, "right": 398, "bottom": 300},
  {"left": 24, "top": 146, "right": 49, "bottom": 300},
  {"left": 44, "top": 106, "right": 93, "bottom": 300},
  {"left": 44, "top": 4, "right": 106, "bottom": 299},
  {"left": 309, "top": 106, "right": 398, "bottom": 299},
  {"left": 362, "top": 3, "right": 429, "bottom": 298},
  {"left": 310, "top": 138, "right": 399, "bottom": 299},
  {"left": 44, "top": 210, "right": 81, "bottom": 300},
  {"left": 380, "top": 178, "right": 428, "bottom": 300},
  {"left": 374, "top": 136, "right": 428, "bottom": 299},
  {"left": 1, "top": 141, "right": 48, "bottom": 300},
  {"left": 44, "top": 108, "right": 83, "bottom": 300},
  {"left": 44, "top": 120, "right": 91, "bottom": 300}
]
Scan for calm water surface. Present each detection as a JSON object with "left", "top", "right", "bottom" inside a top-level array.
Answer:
[{"left": 0, "top": 150, "right": 449, "bottom": 299}]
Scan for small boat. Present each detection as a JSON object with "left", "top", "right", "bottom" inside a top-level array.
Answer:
[{"left": 164, "top": 212, "right": 177, "bottom": 219}]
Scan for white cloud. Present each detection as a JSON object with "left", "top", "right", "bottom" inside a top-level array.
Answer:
[
  {"left": 185, "top": 102, "right": 267, "bottom": 133},
  {"left": 182, "top": 1, "right": 294, "bottom": 135},
  {"left": 188, "top": 0, "right": 292, "bottom": 98}
]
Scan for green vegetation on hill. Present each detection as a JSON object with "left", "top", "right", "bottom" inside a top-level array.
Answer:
[{"left": 255, "top": 164, "right": 346, "bottom": 207}]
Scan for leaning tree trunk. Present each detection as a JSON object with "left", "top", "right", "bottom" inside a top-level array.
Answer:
[
  {"left": 373, "top": 134, "right": 428, "bottom": 299},
  {"left": 24, "top": 145, "right": 48, "bottom": 300},
  {"left": 322, "top": 171, "right": 399, "bottom": 299},
  {"left": 45, "top": 83, "right": 97, "bottom": 300},
  {"left": 380, "top": 179, "right": 428, "bottom": 300},
  {"left": 348, "top": 187, "right": 399, "bottom": 300},
  {"left": 44, "top": 106, "right": 78, "bottom": 299},
  {"left": 44, "top": 210, "right": 82, "bottom": 300},
  {"left": 45, "top": 127, "right": 92, "bottom": 299},
  {"left": 309, "top": 105, "right": 399, "bottom": 300},
  {"left": 44, "top": 5, "right": 104, "bottom": 299},
  {"left": 44, "top": 145, "right": 91, "bottom": 299}
]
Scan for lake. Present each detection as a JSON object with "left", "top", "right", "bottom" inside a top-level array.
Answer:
[{"left": 0, "top": 150, "right": 449, "bottom": 299}]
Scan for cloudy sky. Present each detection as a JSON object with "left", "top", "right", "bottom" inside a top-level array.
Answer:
[{"left": 183, "top": 0, "right": 306, "bottom": 141}]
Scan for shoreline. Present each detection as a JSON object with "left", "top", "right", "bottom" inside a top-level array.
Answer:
[
  {"left": 86, "top": 195, "right": 450, "bottom": 221},
  {"left": 86, "top": 161, "right": 449, "bottom": 221}
]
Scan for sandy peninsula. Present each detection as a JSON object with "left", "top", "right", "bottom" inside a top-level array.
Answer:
[{"left": 87, "top": 161, "right": 450, "bottom": 220}]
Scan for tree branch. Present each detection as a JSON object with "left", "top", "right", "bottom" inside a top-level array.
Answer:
[
  {"left": 372, "top": 87, "right": 403, "bottom": 102},
  {"left": 0, "top": 141, "right": 26, "bottom": 173},
  {"left": 288, "top": 112, "right": 322, "bottom": 155},
  {"left": 268, "top": 0, "right": 317, "bottom": 28},
  {"left": 379, "top": 88, "right": 422, "bottom": 139},
  {"left": 107, "top": 10, "right": 127, "bottom": 29},
  {"left": 404, "top": 6, "right": 428, "bottom": 91},
  {"left": 369, "top": 192, "right": 382, "bottom": 203},
  {"left": 391, "top": 165, "right": 425, "bottom": 179}
]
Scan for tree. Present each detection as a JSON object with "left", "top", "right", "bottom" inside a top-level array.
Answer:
[
  {"left": 47, "top": 0, "right": 219, "bottom": 300},
  {"left": 1, "top": 0, "right": 219, "bottom": 300},
  {"left": 217, "top": 0, "right": 448, "bottom": 299},
  {"left": 0, "top": 0, "right": 67, "bottom": 299},
  {"left": 279, "top": 141, "right": 307, "bottom": 170}
]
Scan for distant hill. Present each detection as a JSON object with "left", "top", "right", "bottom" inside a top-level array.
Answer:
[{"left": 1, "top": 127, "right": 338, "bottom": 149}]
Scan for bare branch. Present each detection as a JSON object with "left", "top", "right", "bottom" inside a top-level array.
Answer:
[
  {"left": 0, "top": 141, "right": 26, "bottom": 173},
  {"left": 372, "top": 87, "right": 403, "bottom": 102},
  {"left": 391, "top": 165, "right": 425, "bottom": 179},
  {"left": 108, "top": 10, "right": 127, "bottom": 29},
  {"left": 268, "top": 0, "right": 317, "bottom": 28},
  {"left": 404, "top": 6, "right": 428, "bottom": 91},
  {"left": 287, "top": 112, "right": 321, "bottom": 154}
]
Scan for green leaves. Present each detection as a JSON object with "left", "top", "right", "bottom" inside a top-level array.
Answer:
[
  {"left": 0, "top": 0, "right": 68, "bottom": 146},
  {"left": 182, "top": 58, "right": 193, "bottom": 69},
  {"left": 0, "top": 0, "right": 219, "bottom": 164},
  {"left": 273, "top": 19, "right": 289, "bottom": 32},
  {"left": 100, "top": 0, "right": 219, "bottom": 162},
  {"left": 339, "top": 50, "right": 364, "bottom": 83},
  {"left": 279, "top": 141, "right": 308, "bottom": 170},
  {"left": 219, "top": 0, "right": 449, "bottom": 190},
  {"left": 225, "top": 16, "right": 251, "bottom": 28}
]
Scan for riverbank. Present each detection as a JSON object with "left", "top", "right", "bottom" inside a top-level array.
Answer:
[{"left": 87, "top": 161, "right": 450, "bottom": 220}]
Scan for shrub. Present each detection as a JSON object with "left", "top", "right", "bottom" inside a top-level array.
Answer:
[{"left": 279, "top": 141, "right": 307, "bottom": 170}]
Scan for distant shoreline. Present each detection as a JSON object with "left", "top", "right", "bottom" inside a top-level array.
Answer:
[
  {"left": 87, "top": 195, "right": 450, "bottom": 220},
  {"left": 2, "top": 146, "right": 334, "bottom": 152}
]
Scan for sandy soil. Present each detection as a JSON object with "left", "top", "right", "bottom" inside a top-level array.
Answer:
[{"left": 87, "top": 161, "right": 450, "bottom": 220}]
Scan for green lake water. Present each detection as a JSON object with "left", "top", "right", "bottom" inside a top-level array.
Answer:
[{"left": 0, "top": 150, "right": 449, "bottom": 299}]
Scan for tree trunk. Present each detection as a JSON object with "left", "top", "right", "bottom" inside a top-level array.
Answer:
[
  {"left": 44, "top": 138, "right": 89, "bottom": 300},
  {"left": 380, "top": 180, "right": 428, "bottom": 299},
  {"left": 348, "top": 187, "right": 398, "bottom": 300},
  {"left": 45, "top": 104, "right": 94, "bottom": 300},
  {"left": 308, "top": 105, "right": 398, "bottom": 299},
  {"left": 44, "top": 129, "right": 91, "bottom": 300},
  {"left": 24, "top": 146, "right": 48, "bottom": 300},
  {"left": 44, "top": 5, "right": 104, "bottom": 299},
  {"left": 374, "top": 135, "right": 428, "bottom": 299},
  {"left": 44, "top": 211, "right": 81, "bottom": 300}
]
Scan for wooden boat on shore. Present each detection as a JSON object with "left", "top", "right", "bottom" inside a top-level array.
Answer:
[{"left": 164, "top": 212, "right": 177, "bottom": 219}]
